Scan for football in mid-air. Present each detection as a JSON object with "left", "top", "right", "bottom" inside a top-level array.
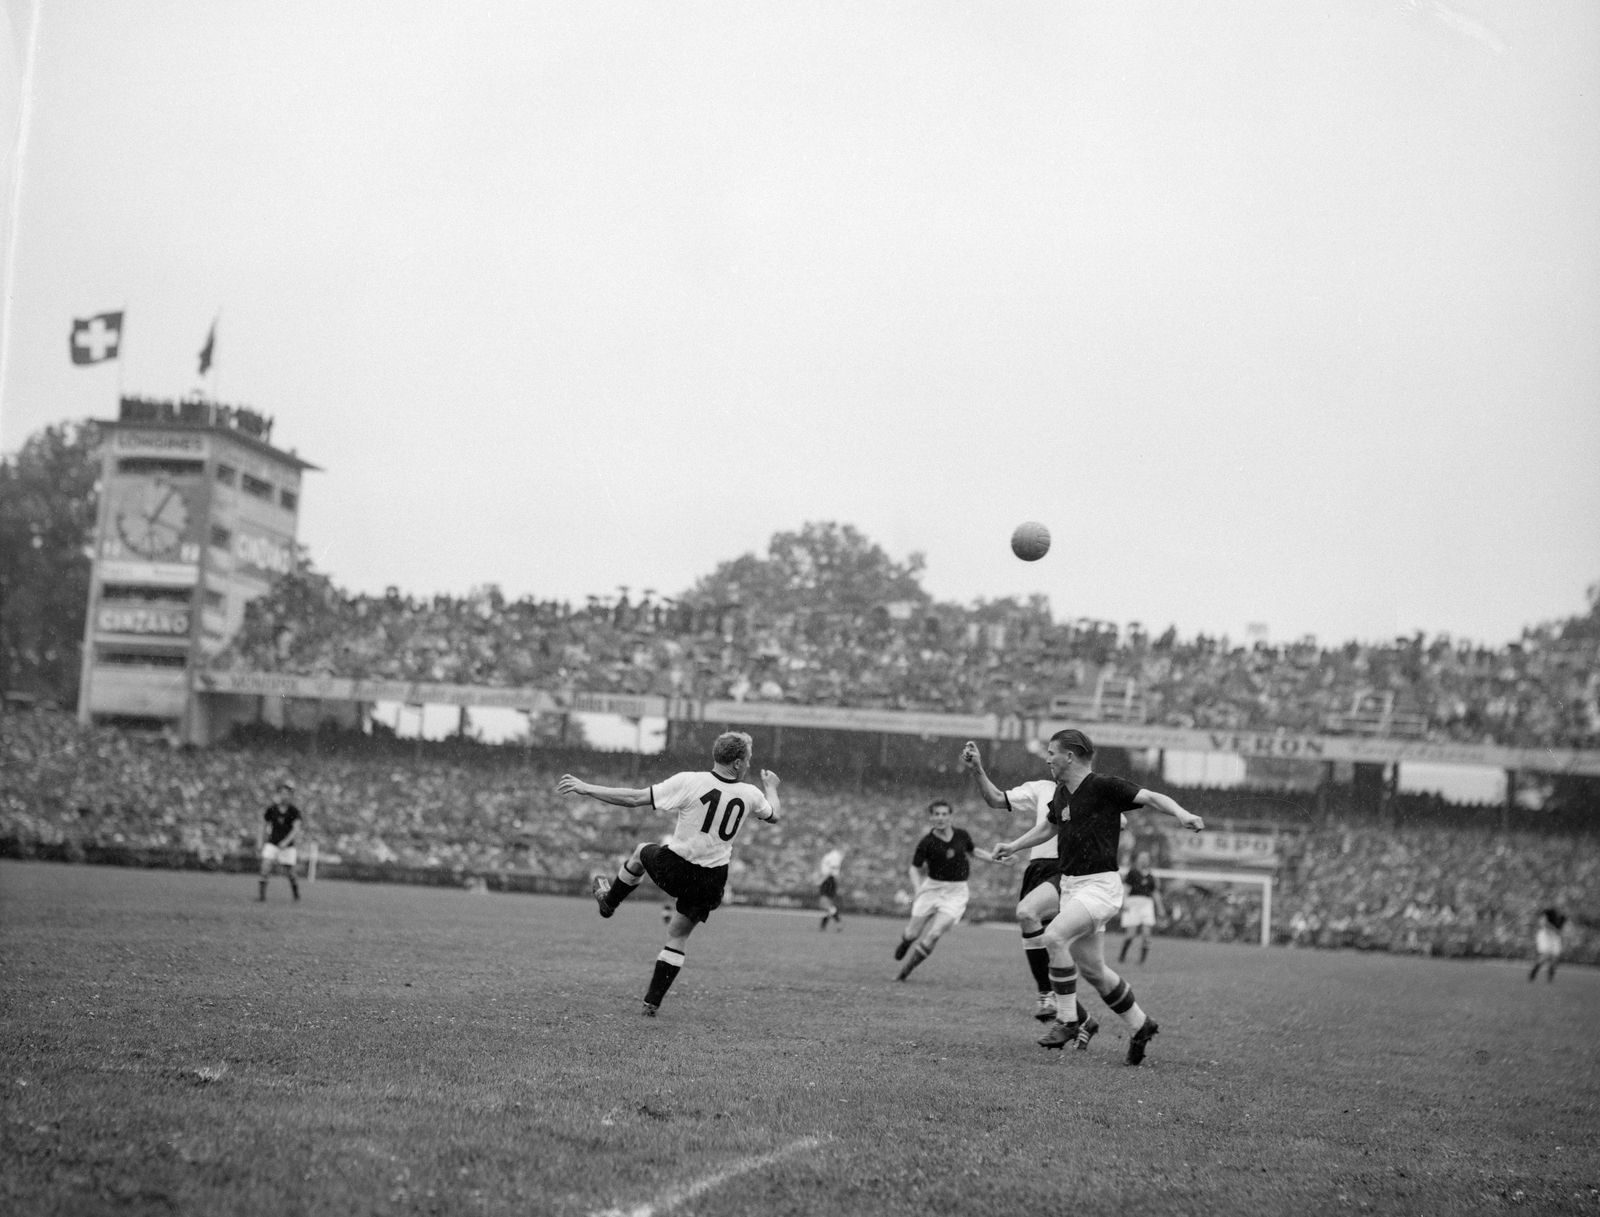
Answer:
[{"left": 1010, "top": 521, "right": 1050, "bottom": 562}]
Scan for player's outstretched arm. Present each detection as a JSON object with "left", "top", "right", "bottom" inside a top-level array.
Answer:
[
  {"left": 972, "top": 846, "right": 1008, "bottom": 864},
  {"left": 760, "top": 770, "right": 783, "bottom": 824},
  {"left": 556, "top": 775, "right": 652, "bottom": 807},
  {"left": 1135, "top": 789, "right": 1204, "bottom": 832},
  {"left": 992, "top": 820, "right": 1055, "bottom": 862},
  {"left": 960, "top": 741, "right": 1009, "bottom": 809}
]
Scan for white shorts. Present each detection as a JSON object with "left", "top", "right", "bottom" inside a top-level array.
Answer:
[
  {"left": 1058, "top": 872, "right": 1124, "bottom": 932},
  {"left": 911, "top": 880, "right": 970, "bottom": 925},
  {"left": 1536, "top": 928, "right": 1562, "bottom": 958},
  {"left": 261, "top": 843, "right": 297, "bottom": 868},
  {"left": 1122, "top": 895, "right": 1157, "bottom": 929}
]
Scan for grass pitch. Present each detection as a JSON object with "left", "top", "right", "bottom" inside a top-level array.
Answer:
[{"left": 2, "top": 861, "right": 1596, "bottom": 1216}]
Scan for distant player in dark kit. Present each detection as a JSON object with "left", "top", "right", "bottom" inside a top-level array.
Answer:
[
  {"left": 993, "top": 730, "right": 1203, "bottom": 1065},
  {"left": 1119, "top": 851, "right": 1164, "bottom": 965},
  {"left": 258, "top": 780, "right": 303, "bottom": 902},
  {"left": 817, "top": 845, "right": 845, "bottom": 931},
  {"left": 1530, "top": 907, "right": 1567, "bottom": 982},
  {"left": 558, "top": 732, "right": 782, "bottom": 1016},
  {"left": 893, "top": 800, "right": 1003, "bottom": 981}
]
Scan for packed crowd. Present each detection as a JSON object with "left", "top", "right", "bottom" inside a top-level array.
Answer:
[
  {"left": 3, "top": 711, "right": 1595, "bottom": 964},
  {"left": 214, "top": 564, "right": 1600, "bottom": 749}
]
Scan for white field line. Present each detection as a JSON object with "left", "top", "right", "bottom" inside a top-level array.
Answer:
[{"left": 589, "top": 1135, "right": 829, "bottom": 1217}]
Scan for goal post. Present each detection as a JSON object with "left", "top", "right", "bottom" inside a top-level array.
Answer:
[{"left": 1150, "top": 867, "right": 1273, "bottom": 947}]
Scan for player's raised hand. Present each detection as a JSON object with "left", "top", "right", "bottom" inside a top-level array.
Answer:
[
  {"left": 959, "top": 741, "right": 981, "bottom": 770},
  {"left": 991, "top": 841, "right": 1014, "bottom": 862},
  {"left": 556, "top": 774, "right": 586, "bottom": 796},
  {"left": 1182, "top": 812, "right": 1205, "bottom": 833},
  {"left": 760, "top": 769, "right": 780, "bottom": 789}
]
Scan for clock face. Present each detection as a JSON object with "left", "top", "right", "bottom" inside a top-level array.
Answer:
[{"left": 113, "top": 478, "right": 193, "bottom": 562}]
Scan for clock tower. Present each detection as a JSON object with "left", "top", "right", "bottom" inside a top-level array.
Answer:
[{"left": 77, "top": 396, "right": 318, "bottom": 741}]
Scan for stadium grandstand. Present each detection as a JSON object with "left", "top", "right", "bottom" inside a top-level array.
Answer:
[{"left": 5, "top": 406, "right": 1598, "bottom": 972}]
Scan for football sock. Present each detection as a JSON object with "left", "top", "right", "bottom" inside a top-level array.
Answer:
[
  {"left": 289, "top": 876, "right": 300, "bottom": 899},
  {"left": 643, "top": 946, "right": 684, "bottom": 1007},
  {"left": 1021, "top": 928, "right": 1052, "bottom": 994},
  {"left": 605, "top": 861, "right": 645, "bottom": 910},
  {"left": 1138, "top": 941, "right": 1148, "bottom": 964},
  {"left": 1048, "top": 965, "right": 1079, "bottom": 1025},
  {"left": 899, "top": 943, "right": 931, "bottom": 978},
  {"left": 258, "top": 879, "right": 267, "bottom": 901},
  {"left": 1119, "top": 937, "right": 1131, "bottom": 963},
  {"left": 1095, "top": 975, "right": 1146, "bottom": 1030}
]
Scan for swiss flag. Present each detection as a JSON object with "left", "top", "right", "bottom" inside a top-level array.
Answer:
[{"left": 70, "top": 312, "right": 123, "bottom": 364}]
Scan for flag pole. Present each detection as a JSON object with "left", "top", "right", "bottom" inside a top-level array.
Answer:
[
  {"left": 116, "top": 299, "right": 127, "bottom": 403},
  {"left": 0, "top": 0, "right": 44, "bottom": 417}
]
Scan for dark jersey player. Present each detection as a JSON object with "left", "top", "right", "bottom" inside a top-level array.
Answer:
[
  {"left": 558, "top": 731, "right": 783, "bottom": 1017},
  {"left": 893, "top": 800, "right": 1002, "bottom": 981},
  {"left": 963, "top": 739, "right": 1126, "bottom": 1031},
  {"left": 1119, "top": 851, "right": 1164, "bottom": 965},
  {"left": 257, "top": 780, "right": 303, "bottom": 902},
  {"left": 994, "top": 729, "right": 1203, "bottom": 1065}
]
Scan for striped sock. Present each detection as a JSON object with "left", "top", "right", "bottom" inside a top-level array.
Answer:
[
  {"left": 644, "top": 946, "right": 684, "bottom": 1007},
  {"left": 899, "top": 943, "right": 931, "bottom": 977},
  {"left": 605, "top": 861, "right": 645, "bottom": 910},
  {"left": 1096, "top": 975, "right": 1146, "bottom": 1030},
  {"left": 1021, "top": 928, "right": 1052, "bottom": 993}
]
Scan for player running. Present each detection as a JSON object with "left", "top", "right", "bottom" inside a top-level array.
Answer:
[
  {"left": 559, "top": 732, "right": 782, "bottom": 1017},
  {"left": 1119, "top": 850, "right": 1164, "bottom": 965},
  {"left": 1530, "top": 907, "right": 1567, "bottom": 983},
  {"left": 993, "top": 729, "right": 1203, "bottom": 1065},
  {"left": 893, "top": 799, "right": 1004, "bottom": 981},
  {"left": 817, "top": 845, "right": 845, "bottom": 931},
  {"left": 257, "top": 780, "right": 303, "bottom": 902}
]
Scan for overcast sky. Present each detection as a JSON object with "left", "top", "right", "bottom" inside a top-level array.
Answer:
[{"left": 2, "top": 0, "right": 1596, "bottom": 649}]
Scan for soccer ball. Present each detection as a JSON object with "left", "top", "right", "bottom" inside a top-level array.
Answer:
[{"left": 1011, "top": 522, "right": 1050, "bottom": 562}]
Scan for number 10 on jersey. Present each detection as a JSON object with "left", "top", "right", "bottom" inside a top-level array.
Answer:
[{"left": 698, "top": 790, "right": 746, "bottom": 841}]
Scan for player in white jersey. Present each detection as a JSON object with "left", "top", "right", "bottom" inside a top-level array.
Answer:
[
  {"left": 1530, "top": 907, "right": 1567, "bottom": 983},
  {"left": 817, "top": 846, "right": 845, "bottom": 931},
  {"left": 963, "top": 742, "right": 1082, "bottom": 1028},
  {"left": 558, "top": 731, "right": 782, "bottom": 1016}
]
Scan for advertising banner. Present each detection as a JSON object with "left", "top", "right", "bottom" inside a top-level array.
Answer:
[
  {"left": 230, "top": 524, "right": 294, "bottom": 580},
  {"left": 112, "top": 430, "right": 208, "bottom": 458},
  {"left": 1167, "top": 830, "right": 1281, "bottom": 870},
  {"left": 96, "top": 605, "right": 190, "bottom": 636}
]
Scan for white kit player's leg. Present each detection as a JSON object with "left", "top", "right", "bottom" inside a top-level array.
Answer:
[
  {"left": 1017, "top": 881, "right": 1062, "bottom": 1021},
  {"left": 594, "top": 843, "right": 648, "bottom": 918}
]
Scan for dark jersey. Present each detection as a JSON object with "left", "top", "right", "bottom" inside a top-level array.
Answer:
[
  {"left": 1048, "top": 773, "right": 1142, "bottom": 877},
  {"left": 264, "top": 803, "right": 302, "bottom": 846},
  {"left": 1126, "top": 867, "right": 1158, "bottom": 898},
  {"left": 913, "top": 828, "right": 977, "bottom": 883}
]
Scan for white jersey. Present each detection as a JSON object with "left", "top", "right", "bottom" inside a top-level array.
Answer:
[
  {"left": 649, "top": 770, "right": 774, "bottom": 869},
  {"left": 1005, "top": 779, "right": 1060, "bottom": 860},
  {"left": 819, "top": 848, "right": 844, "bottom": 879}
]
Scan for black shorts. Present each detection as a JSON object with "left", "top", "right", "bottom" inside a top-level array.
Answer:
[
  {"left": 819, "top": 876, "right": 838, "bottom": 900},
  {"left": 640, "top": 843, "right": 728, "bottom": 924},
  {"left": 1019, "top": 858, "right": 1061, "bottom": 902}
]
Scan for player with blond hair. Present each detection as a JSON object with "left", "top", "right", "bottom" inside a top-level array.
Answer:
[{"left": 559, "top": 731, "right": 782, "bottom": 1016}]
